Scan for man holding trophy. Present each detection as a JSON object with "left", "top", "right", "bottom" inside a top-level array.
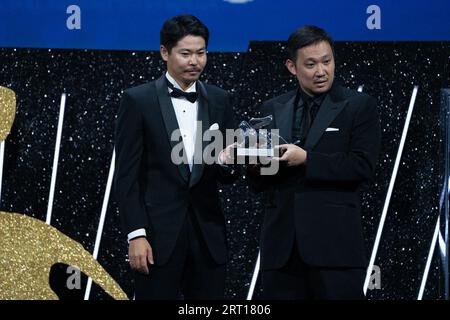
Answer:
[{"left": 247, "top": 26, "right": 381, "bottom": 299}]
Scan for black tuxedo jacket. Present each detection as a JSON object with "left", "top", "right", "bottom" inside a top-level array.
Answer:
[
  {"left": 114, "top": 75, "right": 237, "bottom": 266},
  {"left": 249, "top": 83, "right": 381, "bottom": 270}
]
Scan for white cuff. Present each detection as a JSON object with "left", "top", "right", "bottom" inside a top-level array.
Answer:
[
  {"left": 217, "top": 151, "right": 224, "bottom": 165},
  {"left": 127, "top": 228, "right": 147, "bottom": 243},
  {"left": 217, "top": 150, "right": 229, "bottom": 167}
]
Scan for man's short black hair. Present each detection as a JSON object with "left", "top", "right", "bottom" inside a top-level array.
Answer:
[
  {"left": 286, "top": 25, "right": 334, "bottom": 61},
  {"left": 160, "top": 15, "right": 209, "bottom": 53}
]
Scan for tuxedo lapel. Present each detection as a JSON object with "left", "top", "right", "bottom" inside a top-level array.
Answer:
[
  {"left": 303, "top": 85, "right": 347, "bottom": 150},
  {"left": 155, "top": 75, "right": 190, "bottom": 182},
  {"left": 273, "top": 91, "right": 296, "bottom": 144},
  {"left": 189, "top": 81, "right": 210, "bottom": 188}
]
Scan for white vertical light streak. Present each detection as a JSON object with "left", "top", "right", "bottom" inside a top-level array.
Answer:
[
  {"left": 247, "top": 251, "right": 260, "bottom": 300},
  {"left": 363, "top": 86, "right": 419, "bottom": 294},
  {"left": 84, "top": 149, "right": 116, "bottom": 300},
  {"left": 417, "top": 216, "right": 440, "bottom": 300},
  {"left": 46, "top": 93, "right": 66, "bottom": 225}
]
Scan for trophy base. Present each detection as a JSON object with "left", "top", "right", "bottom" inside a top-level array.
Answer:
[
  {"left": 235, "top": 148, "right": 274, "bottom": 164},
  {"left": 236, "top": 148, "right": 274, "bottom": 157}
]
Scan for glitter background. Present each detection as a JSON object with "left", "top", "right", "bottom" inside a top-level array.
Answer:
[{"left": 0, "top": 42, "right": 449, "bottom": 299}]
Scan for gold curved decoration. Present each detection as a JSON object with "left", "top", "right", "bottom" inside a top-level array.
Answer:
[
  {"left": 0, "top": 86, "right": 16, "bottom": 142},
  {"left": 0, "top": 212, "right": 128, "bottom": 300}
]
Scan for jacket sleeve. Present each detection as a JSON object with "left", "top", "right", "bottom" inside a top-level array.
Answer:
[
  {"left": 216, "top": 91, "right": 240, "bottom": 184},
  {"left": 113, "top": 91, "right": 149, "bottom": 236},
  {"left": 305, "top": 96, "right": 381, "bottom": 183}
]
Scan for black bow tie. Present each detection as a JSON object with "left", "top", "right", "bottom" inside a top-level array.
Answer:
[{"left": 166, "top": 80, "right": 199, "bottom": 103}]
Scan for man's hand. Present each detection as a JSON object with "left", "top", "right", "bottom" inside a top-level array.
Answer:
[
  {"left": 128, "top": 237, "right": 154, "bottom": 274},
  {"left": 219, "top": 142, "right": 237, "bottom": 165},
  {"left": 273, "top": 144, "right": 307, "bottom": 166}
]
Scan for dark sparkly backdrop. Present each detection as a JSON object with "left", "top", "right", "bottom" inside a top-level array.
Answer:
[{"left": 0, "top": 42, "right": 449, "bottom": 299}]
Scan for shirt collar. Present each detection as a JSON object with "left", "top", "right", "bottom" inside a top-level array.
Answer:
[
  {"left": 296, "top": 87, "right": 326, "bottom": 108},
  {"left": 165, "top": 71, "right": 197, "bottom": 93}
]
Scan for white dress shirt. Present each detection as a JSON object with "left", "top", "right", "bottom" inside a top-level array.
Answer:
[{"left": 166, "top": 72, "right": 198, "bottom": 171}]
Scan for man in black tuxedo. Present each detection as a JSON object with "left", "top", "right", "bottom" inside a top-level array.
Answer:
[
  {"left": 114, "top": 15, "right": 237, "bottom": 299},
  {"left": 248, "top": 26, "right": 381, "bottom": 299}
]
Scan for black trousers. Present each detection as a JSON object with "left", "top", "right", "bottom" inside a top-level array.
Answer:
[
  {"left": 262, "top": 242, "right": 366, "bottom": 300},
  {"left": 133, "top": 210, "right": 226, "bottom": 300}
]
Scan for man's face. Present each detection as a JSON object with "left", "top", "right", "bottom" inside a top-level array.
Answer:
[
  {"left": 286, "top": 40, "right": 335, "bottom": 96},
  {"left": 160, "top": 35, "right": 207, "bottom": 90}
]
